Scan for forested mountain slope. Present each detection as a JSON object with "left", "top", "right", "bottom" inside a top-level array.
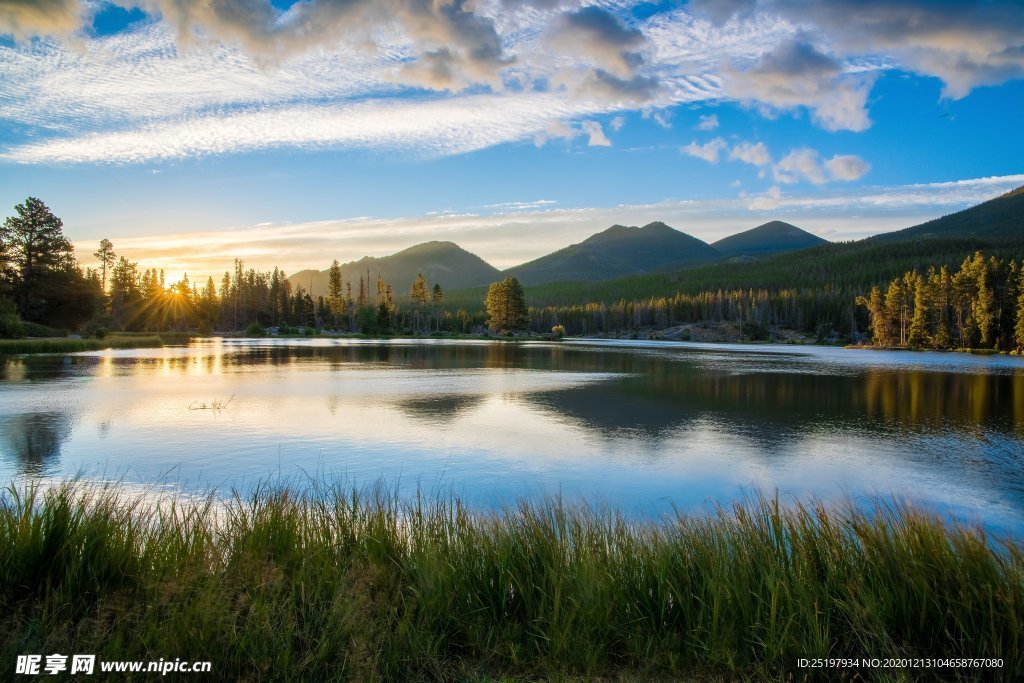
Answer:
[{"left": 504, "top": 222, "right": 721, "bottom": 286}]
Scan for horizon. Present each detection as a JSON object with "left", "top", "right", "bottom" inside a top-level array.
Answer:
[
  {"left": 69, "top": 177, "right": 1024, "bottom": 285},
  {"left": 2, "top": 1, "right": 1023, "bottom": 285}
]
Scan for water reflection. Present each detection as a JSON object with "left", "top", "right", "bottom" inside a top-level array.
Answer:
[
  {"left": 0, "top": 412, "right": 72, "bottom": 475},
  {"left": 397, "top": 395, "right": 485, "bottom": 424},
  {"left": 0, "top": 339, "right": 1022, "bottom": 529}
]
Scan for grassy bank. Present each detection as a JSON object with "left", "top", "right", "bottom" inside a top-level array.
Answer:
[
  {"left": 0, "top": 333, "right": 191, "bottom": 355},
  {"left": 1, "top": 482, "right": 1021, "bottom": 681}
]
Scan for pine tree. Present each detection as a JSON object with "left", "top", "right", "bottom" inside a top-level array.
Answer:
[
  {"left": 327, "top": 259, "right": 343, "bottom": 328},
  {"left": 1015, "top": 266, "right": 1024, "bottom": 351},
  {"left": 975, "top": 260, "right": 995, "bottom": 347},
  {"left": 856, "top": 286, "right": 887, "bottom": 346},
  {"left": 485, "top": 277, "right": 529, "bottom": 334},
  {"left": 883, "top": 280, "right": 903, "bottom": 346},
  {"left": 907, "top": 273, "right": 930, "bottom": 348},
  {"left": 410, "top": 273, "right": 429, "bottom": 304},
  {"left": 94, "top": 239, "right": 116, "bottom": 295},
  {"left": 1, "top": 197, "right": 74, "bottom": 320}
]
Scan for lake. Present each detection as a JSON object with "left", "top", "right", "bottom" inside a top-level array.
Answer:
[{"left": 2, "top": 338, "right": 1023, "bottom": 532}]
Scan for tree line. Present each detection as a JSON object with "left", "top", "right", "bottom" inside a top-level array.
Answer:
[
  {"left": 526, "top": 287, "right": 855, "bottom": 340},
  {"left": 856, "top": 251, "right": 1024, "bottom": 351},
  {"left": 4, "top": 197, "right": 1022, "bottom": 349},
  {"left": 0, "top": 198, "right": 493, "bottom": 337}
]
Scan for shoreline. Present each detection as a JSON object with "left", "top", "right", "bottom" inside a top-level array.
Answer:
[{"left": 3, "top": 326, "right": 1020, "bottom": 357}]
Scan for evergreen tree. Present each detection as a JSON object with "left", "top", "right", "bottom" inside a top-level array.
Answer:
[
  {"left": 907, "top": 273, "right": 929, "bottom": 348},
  {"left": 94, "top": 239, "right": 116, "bottom": 295},
  {"left": 376, "top": 301, "right": 391, "bottom": 333},
  {"left": 975, "top": 260, "right": 995, "bottom": 347},
  {"left": 1016, "top": 266, "right": 1024, "bottom": 350},
  {"left": 485, "top": 277, "right": 529, "bottom": 334},
  {"left": 109, "top": 257, "right": 141, "bottom": 328},
  {"left": 932, "top": 266, "right": 952, "bottom": 349},
  {"left": 856, "top": 286, "right": 887, "bottom": 347},
  {"left": 883, "top": 280, "right": 903, "bottom": 347},
  {"left": 410, "top": 273, "right": 429, "bottom": 304},
  {"left": 327, "top": 259, "right": 344, "bottom": 328},
  {"left": 1, "top": 197, "right": 74, "bottom": 321}
]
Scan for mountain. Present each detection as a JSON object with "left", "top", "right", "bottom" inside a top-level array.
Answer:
[
  {"left": 711, "top": 220, "right": 828, "bottom": 257},
  {"left": 287, "top": 241, "right": 499, "bottom": 298},
  {"left": 869, "top": 184, "right": 1024, "bottom": 243},
  {"left": 504, "top": 221, "right": 720, "bottom": 286},
  {"left": 440, "top": 185, "right": 1024, "bottom": 310}
]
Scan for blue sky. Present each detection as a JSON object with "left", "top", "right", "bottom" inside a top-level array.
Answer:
[{"left": 1, "top": 0, "right": 1022, "bottom": 281}]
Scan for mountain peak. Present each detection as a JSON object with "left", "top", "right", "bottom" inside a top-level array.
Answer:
[
  {"left": 639, "top": 221, "right": 675, "bottom": 233},
  {"left": 711, "top": 221, "right": 827, "bottom": 257},
  {"left": 507, "top": 221, "right": 718, "bottom": 285},
  {"left": 288, "top": 240, "right": 498, "bottom": 297}
]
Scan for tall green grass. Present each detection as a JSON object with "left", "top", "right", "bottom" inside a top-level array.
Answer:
[{"left": 1, "top": 481, "right": 1020, "bottom": 681}]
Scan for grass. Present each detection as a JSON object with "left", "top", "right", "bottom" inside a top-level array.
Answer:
[
  {"left": 0, "top": 333, "right": 190, "bottom": 355},
  {"left": 1, "top": 481, "right": 1021, "bottom": 681}
]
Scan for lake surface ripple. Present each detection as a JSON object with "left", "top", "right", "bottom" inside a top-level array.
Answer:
[{"left": 2, "top": 338, "right": 1023, "bottom": 532}]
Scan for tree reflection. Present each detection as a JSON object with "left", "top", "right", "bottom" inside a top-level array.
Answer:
[
  {"left": 536, "top": 365, "right": 1024, "bottom": 440},
  {"left": 0, "top": 412, "right": 71, "bottom": 475}
]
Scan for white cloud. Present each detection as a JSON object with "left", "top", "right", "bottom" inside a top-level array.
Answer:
[
  {"left": 545, "top": 5, "right": 647, "bottom": 80},
  {"left": 1, "top": 0, "right": 1022, "bottom": 164},
  {"left": 682, "top": 137, "right": 727, "bottom": 163},
  {"left": 729, "top": 141, "right": 771, "bottom": 167},
  {"left": 2, "top": 92, "right": 619, "bottom": 164},
  {"left": 774, "top": 148, "right": 827, "bottom": 184},
  {"left": 533, "top": 118, "right": 577, "bottom": 147},
  {"left": 723, "top": 40, "right": 875, "bottom": 132},
  {"left": 695, "top": 113, "right": 718, "bottom": 130},
  {"left": 825, "top": 154, "right": 871, "bottom": 181},
  {"left": 747, "top": 184, "right": 781, "bottom": 210},
  {"left": 694, "top": 0, "right": 1024, "bottom": 100},
  {"left": 772, "top": 148, "right": 869, "bottom": 185},
  {"left": 0, "top": 0, "right": 83, "bottom": 40},
  {"left": 581, "top": 120, "right": 611, "bottom": 146}
]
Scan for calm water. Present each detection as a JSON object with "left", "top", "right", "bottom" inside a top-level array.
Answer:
[{"left": 2, "top": 338, "right": 1023, "bottom": 531}]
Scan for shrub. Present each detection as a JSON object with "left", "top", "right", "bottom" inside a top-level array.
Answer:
[
  {"left": 244, "top": 322, "right": 265, "bottom": 337},
  {"left": 21, "top": 321, "right": 64, "bottom": 337},
  {"left": 83, "top": 321, "right": 107, "bottom": 339},
  {"left": 741, "top": 321, "right": 769, "bottom": 341},
  {"left": 0, "top": 315, "right": 24, "bottom": 339}
]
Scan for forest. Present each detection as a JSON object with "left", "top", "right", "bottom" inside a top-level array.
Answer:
[
  {"left": 2, "top": 196, "right": 1024, "bottom": 351},
  {"left": 526, "top": 251, "right": 1024, "bottom": 352},
  {"left": 0, "top": 198, "right": 485, "bottom": 338}
]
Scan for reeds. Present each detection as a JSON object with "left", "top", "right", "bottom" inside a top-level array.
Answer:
[
  {"left": 0, "top": 335, "right": 183, "bottom": 355},
  {"left": 1, "top": 480, "right": 1020, "bottom": 681}
]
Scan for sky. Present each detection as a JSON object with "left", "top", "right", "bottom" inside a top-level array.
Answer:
[{"left": 1, "top": 0, "right": 1023, "bottom": 283}]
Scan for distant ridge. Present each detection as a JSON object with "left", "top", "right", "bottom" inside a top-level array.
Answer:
[
  {"left": 711, "top": 221, "right": 827, "bottom": 257},
  {"left": 869, "top": 184, "right": 1024, "bottom": 242},
  {"left": 288, "top": 241, "right": 499, "bottom": 297},
  {"left": 504, "top": 221, "right": 720, "bottom": 286}
]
